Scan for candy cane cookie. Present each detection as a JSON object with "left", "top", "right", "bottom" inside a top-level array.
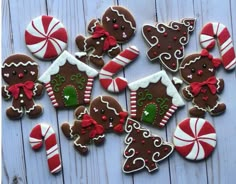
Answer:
[
  {"left": 200, "top": 22, "right": 236, "bottom": 70},
  {"left": 99, "top": 46, "right": 139, "bottom": 93},
  {"left": 29, "top": 123, "right": 62, "bottom": 174}
]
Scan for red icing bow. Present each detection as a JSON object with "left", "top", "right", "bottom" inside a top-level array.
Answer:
[
  {"left": 81, "top": 114, "right": 104, "bottom": 138},
  {"left": 8, "top": 81, "right": 34, "bottom": 99},
  {"left": 92, "top": 25, "right": 117, "bottom": 51},
  {"left": 201, "top": 49, "right": 221, "bottom": 68},
  {"left": 190, "top": 76, "right": 217, "bottom": 96},
  {"left": 113, "top": 111, "right": 128, "bottom": 133}
]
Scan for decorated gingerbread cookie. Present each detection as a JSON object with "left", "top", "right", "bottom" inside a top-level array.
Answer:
[
  {"left": 74, "top": 96, "right": 128, "bottom": 133},
  {"left": 123, "top": 118, "right": 174, "bottom": 173},
  {"left": 173, "top": 118, "right": 216, "bottom": 161},
  {"left": 2, "top": 54, "right": 44, "bottom": 119},
  {"left": 38, "top": 51, "right": 98, "bottom": 108},
  {"left": 61, "top": 107, "right": 105, "bottom": 155},
  {"left": 25, "top": 15, "right": 68, "bottom": 60},
  {"left": 128, "top": 70, "right": 185, "bottom": 128},
  {"left": 179, "top": 49, "right": 226, "bottom": 117},
  {"left": 200, "top": 22, "right": 236, "bottom": 70},
  {"left": 29, "top": 123, "right": 62, "bottom": 174},
  {"left": 142, "top": 18, "right": 196, "bottom": 72},
  {"left": 75, "top": 6, "right": 136, "bottom": 68}
]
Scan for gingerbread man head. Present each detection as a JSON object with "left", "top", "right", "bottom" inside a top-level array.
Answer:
[
  {"left": 180, "top": 49, "right": 221, "bottom": 84},
  {"left": 101, "top": 6, "right": 136, "bottom": 42},
  {"left": 2, "top": 54, "right": 39, "bottom": 85},
  {"left": 75, "top": 96, "right": 128, "bottom": 133}
]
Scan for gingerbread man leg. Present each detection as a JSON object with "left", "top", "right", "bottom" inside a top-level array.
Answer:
[
  {"left": 74, "top": 136, "right": 89, "bottom": 154},
  {"left": 189, "top": 101, "right": 206, "bottom": 117},
  {"left": 75, "top": 35, "right": 86, "bottom": 51},
  {"left": 209, "top": 102, "right": 226, "bottom": 115},
  {"left": 93, "top": 134, "right": 105, "bottom": 145},
  {"left": 25, "top": 100, "right": 42, "bottom": 118},
  {"left": 6, "top": 100, "right": 23, "bottom": 119}
]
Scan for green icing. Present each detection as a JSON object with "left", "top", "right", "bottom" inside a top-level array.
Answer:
[
  {"left": 63, "top": 86, "right": 78, "bottom": 106},
  {"left": 51, "top": 74, "right": 65, "bottom": 92},
  {"left": 141, "top": 104, "right": 157, "bottom": 124},
  {"left": 156, "top": 98, "right": 169, "bottom": 115},
  {"left": 137, "top": 89, "right": 153, "bottom": 106},
  {"left": 70, "top": 73, "right": 86, "bottom": 90}
]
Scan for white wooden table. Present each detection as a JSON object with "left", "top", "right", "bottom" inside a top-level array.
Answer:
[{"left": 2, "top": 0, "right": 236, "bottom": 183}]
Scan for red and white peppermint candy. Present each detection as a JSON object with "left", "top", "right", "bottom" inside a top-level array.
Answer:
[
  {"left": 173, "top": 118, "right": 216, "bottom": 160},
  {"left": 25, "top": 15, "right": 68, "bottom": 60},
  {"left": 200, "top": 22, "right": 236, "bottom": 70}
]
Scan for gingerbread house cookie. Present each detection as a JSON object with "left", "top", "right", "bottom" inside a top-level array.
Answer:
[
  {"left": 39, "top": 51, "right": 98, "bottom": 108},
  {"left": 128, "top": 70, "right": 185, "bottom": 128}
]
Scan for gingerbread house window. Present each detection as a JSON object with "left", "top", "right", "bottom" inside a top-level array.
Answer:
[
  {"left": 39, "top": 51, "right": 98, "bottom": 108},
  {"left": 128, "top": 70, "right": 184, "bottom": 128}
]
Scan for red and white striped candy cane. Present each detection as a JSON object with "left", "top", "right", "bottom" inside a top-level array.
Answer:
[
  {"left": 200, "top": 22, "right": 236, "bottom": 70},
  {"left": 29, "top": 123, "right": 61, "bottom": 174},
  {"left": 99, "top": 46, "right": 139, "bottom": 93}
]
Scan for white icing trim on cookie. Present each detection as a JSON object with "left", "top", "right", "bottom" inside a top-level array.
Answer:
[
  {"left": 100, "top": 96, "right": 119, "bottom": 115},
  {"left": 77, "top": 108, "right": 88, "bottom": 119},
  {"left": 33, "top": 83, "right": 39, "bottom": 96},
  {"left": 107, "top": 45, "right": 120, "bottom": 53},
  {"left": 128, "top": 70, "right": 185, "bottom": 106},
  {"left": 179, "top": 56, "right": 201, "bottom": 69},
  {"left": 10, "top": 106, "right": 23, "bottom": 113},
  {"left": 216, "top": 79, "right": 220, "bottom": 92},
  {"left": 110, "top": 7, "right": 136, "bottom": 30},
  {"left": 38, "top": 51, "right": 98, "bottom": 83},
  {"left": 92, "top": 134, "right": 105, "bottom": 140},
  {"left": 88, "top": 19, "right": 100, "bottom": 34},
  {"left": 25, "top": 104, "right": 38, "bottom": 113},
  {"left": 75, "top": 52, "right": 87, "bottom": 58},
  {"left": 208, "top": 102, "right": 220, "bottom": 112},
  {"left": 2, "top": 61, "right": 38, "bottom": 68},
  {"left": 3, "top": 86, "right": 11, "bottom": 99},
  {"left": 172, "top": 77, "right": 183, "bottom": 85},
  {"left": 185, "top": 87, "right": 194, "bottom": 97},
  {"left": 90, "top": 54, "right": 103, "bottom": 58}
]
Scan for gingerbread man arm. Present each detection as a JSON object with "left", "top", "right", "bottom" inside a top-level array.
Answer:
[
  {"left": 182, "top": 86, "right": 194, "bottom": 100},
  {"left": 2, "top": 85, "right": 11, "bottom": 100},
  {"left": 107, "top": 45, "right": 121, "bottom": 58},
  {"left": 61, "top": 120, "right": 81, "bottom": 139},
  {"left": 216, "top": 78, "right": 224, "bottom": 93},
  {"left": 33, "top": 83, "right": 44, "bottom": 97},
  {"left": 87, "top": 19, "right": 101, "bottom": 33}
]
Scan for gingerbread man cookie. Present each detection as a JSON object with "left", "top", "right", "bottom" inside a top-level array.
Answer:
[
  {"left": 142, "top": 18, "right": 196, "bottom": 72},
  {"left": 75, "top": 6, "right": 136, "bottom": 67},
  {"left": 61, "top": 107, "right": 105, "bottom": 155},
  {"left": 2, "top": 54, "right": 44, "bottom": 119},
  {"left": 180, "top": 49, "right": 226, "bottom": 117},
  {"left": 123, "top": 118, "right": 174, "bottom": 173}
]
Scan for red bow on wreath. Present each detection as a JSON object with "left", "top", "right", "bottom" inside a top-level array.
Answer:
[
  {"left": 113, "top": 111, "right": 128, "bottom": 133},
  {"left": 8, "top": 81, "right": 34, "bottom": 100},
  {"left": 81, "top": 114, "right": 104, "bottom": 138},
  {"left": 190, "top": 76, "right": 217, "bottom": 96},
  {"left": 92, "top": 25, "right": 117, "bottom": 51},
  {"left": 201, "top": 49, "right": 221, "bottom": 68}
]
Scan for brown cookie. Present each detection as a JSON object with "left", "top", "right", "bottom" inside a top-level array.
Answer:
[
  {"left": 123, "top": 118, "right": 174, "bottom": 173},
  {"left": 179, "top": 49, "right": 226, "bottom": 117},
  {"left": 75, "top": 6, "right": 136, "bottom": 68},
  {"left": 2, "top": 54, "right": 44, "bottom": 119},
  {"left": 38, "top": 51, "right": 98, "bottom": 109},
  {"left": 142, "top": 18, "right": 196, "bottom": 72},
  {"left": 128, "top": 70, "right": 185, "bottom": 128}
]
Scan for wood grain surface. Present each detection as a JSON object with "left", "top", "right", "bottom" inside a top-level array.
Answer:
[{"left": 2, "top": 0, "right": 236, "bottom": 183}]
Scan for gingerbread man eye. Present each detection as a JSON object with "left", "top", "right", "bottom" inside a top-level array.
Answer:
[
  {"left": 12, "top": 71, "right": 16, "bottom": 75},
  {"left": 112, "top": 18, "right": 116, "bottom": 23},
  {"left": 121, "top": 26, "right": 125, "bottom": 30},
  {"left": 24, "top": 69, "right": 28, "bottom": 74},
  {"left": 191, "top": 68, "right": 195, "bottom": 73},
  {"left": 202, "top": 64, "right": 207, "bottom": 68},
  {"left": 109, "top": 117, "right": 114, "bottom": 122},
  {"left": 101, "top": 109, "right": 105, "bottom": 114}
]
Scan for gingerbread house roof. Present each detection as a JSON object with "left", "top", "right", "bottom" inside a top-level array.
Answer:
[
  {"left": 39, "top": 50, "right": 98, "bottom": 83},
  {"left": 128, "top": 70, "right": 185, "bottom": 107}
]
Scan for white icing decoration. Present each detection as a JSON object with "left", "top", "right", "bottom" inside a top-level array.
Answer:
[
  {"left": 110, "top": 7, "right": 136, "bottom": 30},
  {"left": 32, "top": 83, "right": 38, "bottom": 96},
  {"left": 109, "top": 122, "right": 113, "bottom": 127},
  {"left": 209, "top": 102, "right": 220, "bottom": 112},
  {"left": 3, "top": 73, "right": 9, "bottom": 77},
  {"left": 172, "top": 77, "right": 183, "bottom": 84},
  {"left": 88, "top": 19, "right": 100, "bottom": 34},
  {"left": 93, "top": 107, "right": 98, "bottom": 112},
  {"left": 75, "top": 51, "right": 87, "bottom": 58},
  {"left": 122, "top": 32, "right": 127, "bottom": 38},
  {"left": 187, "top": 74, "right": 193, "bottom": 79},
  {"left": 180, "top": 56, "right": 201, "bottom": 69},
  {"left": 69, "top": 125, "right": 74, "bottom": 138},
  {"left": 2, "top": 61, "right": 38, "bottom": 68},
  {"left": 90, "top": 54, "right": 102, "bottom": 58},
  {"left": 64, "top": 96, "right": 69, "bottom": 100},
  {"left": 216, "top": 78, "right": 220, "bottom": 91},
  {"left": 38, "top": 51, "right": 98, "bottom": 83},
  {"left": 25, "top": 104, "right": 37, "bottom": 113},
  {"left": 93, "top": 134, "right": 105, "bottom": 140},
  {"left": 144, "top": 111, "right": 149, "bottom": 116},
  {"left": 123, "top": 118, "right": 174, "bottom": 173},
  {"left": 3, "top": 86, "right": 11, "bottom": 99},
  {"left": 77, "top": 108, "right": 88, "bottom": 119},
  {"left": 101, "top": 37, "right": 104, "bottom": 41},
  {"left": 96, "top": 41, "right": 100, "bottom": 45},
  {"left": 100, "top": 96, "right": 119, "bottom": 115},
  {"left": 30, "top": 71, "right": 36, "bottom": 75},
  {"left": 185, "top": 87, "right": 194, "bottom": 98},
  {"left": 106, "top": 16, "right": 110, "bottom": 22},
  {"left": 107, "top": 45, "right": 120, "bottom": 53},
  {"left": 10, "top": 106, "right": 23, "bottom": 113},
  {"left": 208, "top": 68, "right": 214, "bottom": 72},
  {"left": 128, "top": 70, "right": 185, "bottom": 106}
]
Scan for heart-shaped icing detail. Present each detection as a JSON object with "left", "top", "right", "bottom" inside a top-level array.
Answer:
[
  {"left": 201, "top": 89, "right": 207, "bottom": 93},
  {"left": 64, "top": 96, "right": 69, "bottom": 100},
  {"left": 202, "top": 96, "right": 208, "bottom": 101},
  {"left": 4, "top": 73, "right": 9, "bottom": 77},
  {"left": 30, "top": 71, "right": 36, "bottom": 75},
  {"left": 93, "top": 107, "right": 98, "bottom": 112}
]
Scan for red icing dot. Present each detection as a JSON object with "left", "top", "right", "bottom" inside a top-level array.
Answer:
[
  {"left": 135, "top": 151, "right": 139, "bottom": 155},
  {"left": 147, "top": 27, "right": 151, "bottom": 32},
  {"left": 136, "top": 129, "right": 140, "bottom": 133},
  {"left": 152, "top": 137, "right": 155, "bottom": 140},
  {"left": 147, "top": 150, "right": 151, "bottom": 154},
  {"left": 177, "top": 28, "right": 181, "bottom": 31},
  {"left": 190, "top": 21, "right": 194, "bottom": 25},
  {"left": 164, "top": 32, "right": 168, "bottom": 37},
  {"left": 126, "top": 165, "right": 130, "bottom": 168},
  {"left": 157, "top": 44, "right": 161, "bottom": 48},
  {"left": 125, "top": 151, "right": 129, "bottom": 155},
  {"left": 164, "top": 147, "right": 169, "bottom": 152},
  {"left": 102, "top": 115, "right": 107, "bottom": 121},
  {"left": 172, "top": 62, "right": 176, "bottom": 67},
  {"left": 173, "top": 36, "right": 177, "bottom": 40},
  {"left": 183, "top": 31, "right": 187, "bottom": 35},
  {"left": 168, "top": 46, "right": 172, "bottom": 50},
  {"left": 180, "top": 47, "right": 183, "bottom": 50},
  {"left": 153, "top": 51, "right": 157, "bottom": 55},
  {"left": 128, "top": 121, "right": 133, "bottom": 125},
  {"left": 151, "top": 163, "right": 155, "bottom": 167},
  {"left": 133, "top": 138, "right": 136, "bottom": 142},
  {"left": 145, "top": 159, "right": 148, "bottom": 163},
  {"left": 141, "top": 140, "right": 145, "bottom": 144}
]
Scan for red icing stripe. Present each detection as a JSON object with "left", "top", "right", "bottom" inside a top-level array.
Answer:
[
  {"left": 25, "top": 31, "right": 46, "bottom": 45},
  {"left": 42, "top": 15, "right": 53, "bottom": 34},
  {"left": 218, "top": 28, "right": 230, "bottom": 45},
  {"left": 178, "top": 118, "right": 195, "bottom": 138}
]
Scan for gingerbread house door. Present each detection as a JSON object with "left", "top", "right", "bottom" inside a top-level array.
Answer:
[{"left": 62, "top": 85, "right": 78, "bottom": 107}]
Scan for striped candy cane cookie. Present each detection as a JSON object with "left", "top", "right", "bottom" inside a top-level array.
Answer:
[
  {"left": 99, "top": 46, "right": 139, "bottom": 93},
  {"left": 200, "top": 22, "right": 236, "bottom": 70},
  {"left": 29, "top": 123, "right": 62, "bottom": 174}
]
